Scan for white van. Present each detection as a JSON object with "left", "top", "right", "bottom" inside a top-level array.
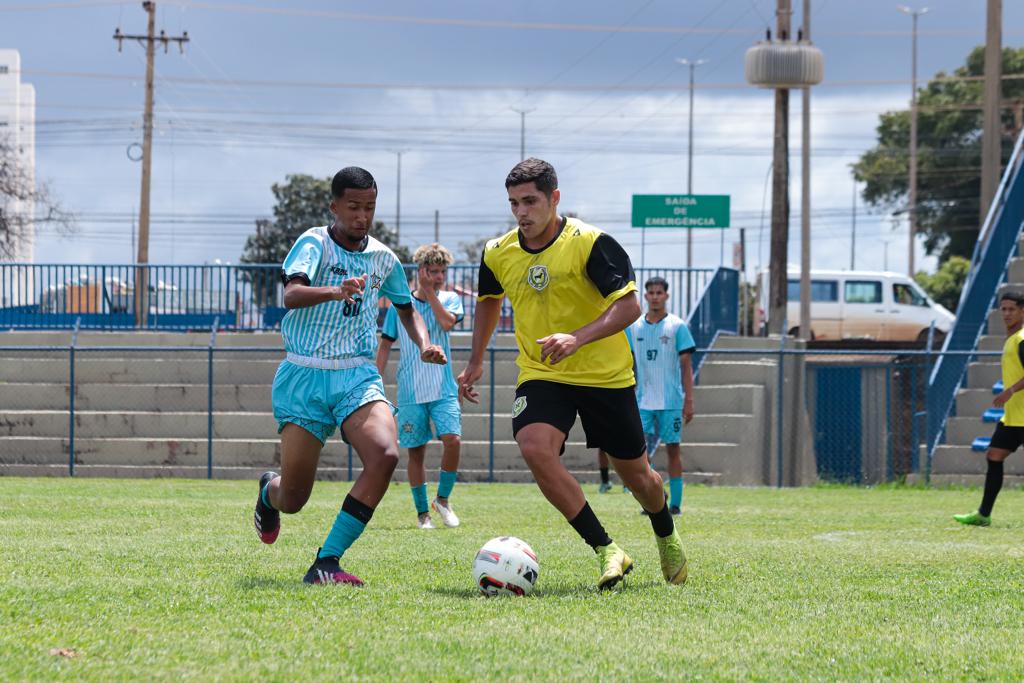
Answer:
[{"left": 757, "top": 269, "right": 955, "bottom": 342}]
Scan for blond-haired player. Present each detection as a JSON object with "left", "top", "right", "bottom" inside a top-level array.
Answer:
[{"left": 377, "top": 243, "right": 464, "bottom": 529}]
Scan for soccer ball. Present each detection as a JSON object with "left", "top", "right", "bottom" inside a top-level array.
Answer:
[{"left": 472, "top": 536, "right": 539, "bottom": 597}]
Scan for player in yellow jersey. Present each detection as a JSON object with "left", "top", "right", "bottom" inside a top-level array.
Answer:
[
  {"left": 457, "top": 158, "right": 687, "bottom": 589},
  {"left": 955, "top": 293, "right": 1024, "bottom": 527}
]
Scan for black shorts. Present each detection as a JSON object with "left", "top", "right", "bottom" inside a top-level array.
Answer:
[
  {"left": 989, "top": 422, "right": 1024, "bottom": 452},
  {"left": 511, "top": 380, "right": 646, "bottom": 460}
]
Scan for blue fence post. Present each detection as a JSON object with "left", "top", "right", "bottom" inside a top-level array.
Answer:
[
  {"left": 68, "top": 317, "right": 81, "bottom": 476},
  {"left": 488, "top": 346, "right": 496, "bottom": 483},
  {"left": 207, "top": 317, "right": 219, "bottom": 480},
  {"left": 776, "top": 320, "right": 786, "bottom": 488}
]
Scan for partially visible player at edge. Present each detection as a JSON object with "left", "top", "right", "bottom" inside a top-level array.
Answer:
[
  {"left": 457, "top": 158, "right": 688, "bottom": 589},
  {"left": 599, "top": 277, "right": 696, "bottom": 512},
  {"left": 253, "top": 167, "right": 446, "bottom": 585},
  {"left": 954, "top": 293, "right": 1024, "bottom": 527},
  {"left": 376, "top": 243, "right": 464, "bottom": 530}
]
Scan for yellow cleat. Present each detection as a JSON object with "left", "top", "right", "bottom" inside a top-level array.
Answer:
[
  {"left": 595, "top": 542, "right": 634, "bottom": 590},
  {"left": 656, "top": 530, "right": 688, "bottom": 585}
]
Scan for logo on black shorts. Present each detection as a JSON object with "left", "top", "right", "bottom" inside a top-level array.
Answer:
[
  {"left": 513, "top": 396, "right": 528, "bottom": 417},
  {"left": 527, "top": 265, "right": 549, "bottom": 292}
]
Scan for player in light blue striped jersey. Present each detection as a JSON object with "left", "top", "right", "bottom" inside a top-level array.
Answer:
[
  {"left": 252, "top": 167, "right": 447, "bottom": 587},
  {"left": 612, "top": 276, "right": 696, "bottom": 514},
  {"left": 376, "top": 243, "right": 464, "bottom": 530}
]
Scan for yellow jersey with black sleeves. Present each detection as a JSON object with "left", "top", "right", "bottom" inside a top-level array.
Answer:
[
  {"left": 1000, "top": 327, "right": 1024, "bottom": 426},
  {"left": 477, "top": 216, "right": 638, "bottom": 389}
]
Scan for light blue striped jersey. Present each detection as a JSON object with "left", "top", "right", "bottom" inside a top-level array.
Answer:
[
  {"left": 381, "top": 290, "right": 464, "bottom": 404},
  {"left": 280, "top": 226, "right": 412, "bottom": 360},
  {"left": 630, "top": 313, "right": 696, "bottom": 410}
]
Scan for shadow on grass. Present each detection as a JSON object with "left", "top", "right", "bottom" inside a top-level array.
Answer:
[
  {"left": 428, "top": 578, "right": 663, "bottom": 599},
  {"left": 236, "top": 575, "right": 305, "bottom": 591}
]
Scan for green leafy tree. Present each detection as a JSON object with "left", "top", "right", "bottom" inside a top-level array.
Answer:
[
  {"left": 914, "top": 255, "right": 970, "bottom": 311},
  {"left": 240, "top": 174, "right": 410, "bottom": 306},
  {"left": 853, "top": 47, "right": 1024, "bottom": 263}
]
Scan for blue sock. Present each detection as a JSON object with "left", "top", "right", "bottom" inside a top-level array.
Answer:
[
  {"left": 260, "top": 482, "right": 274, "bottom": 509},
  {"left": 319, "top": 495, "right": 373, "bottom": 560},
  {"left": 411, "top": 483, "right": 429, "bottom": 514},
  {"left": 669, "top": 477, "right": 684, "bottom": 509},
  {"left": 437, "top": 470, "right": 457, "bottom": 499}
]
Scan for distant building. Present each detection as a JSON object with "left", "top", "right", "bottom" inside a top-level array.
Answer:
[{"left": 0, "top": 49, "right": 36, "bottom": 306}]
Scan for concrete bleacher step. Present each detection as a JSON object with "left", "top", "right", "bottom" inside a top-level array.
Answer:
[
  {"left": 0, "top": 409, "right": 754, "bottom": 450},
  {"left": 967, "top": 362, "right": 1001, "bottom": 389},
  {"left": 0, "top": 356, "right": 524, "bottom": 385},
  {"left": 930, "top": 444, "right": 1024, "bottom": 476},
  {"left": 0, "top": 435, "right": 735, "bottom": 476},
  {"left": 0, "top": 462, "right": 724, "bottom": 486},
  {"left": 955, "top": 388, "right": 998, "bottom": 416},
  {"left": 0, "top": 330, "right": 521, "bottom": 349},
  {"left": 0, "top": 381, "right": 518, "bottom": 415},
  {"left": 944, "top": 417, "right": 991, "bottom": 445},
  {"left": 697, "top": 361, "right": 777, "bottom": 386}
]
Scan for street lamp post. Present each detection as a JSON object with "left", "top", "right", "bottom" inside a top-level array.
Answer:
[
  {"left": 898, "top": 5, "right": 929, "bottom": 277},
  {"left": 677, "top": 57, "right": 708, "bottom": 307}
]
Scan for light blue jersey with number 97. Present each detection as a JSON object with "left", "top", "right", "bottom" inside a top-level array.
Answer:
[
  {"left": 280, "top": 226, "right": 412, "bottom": 360},
  {"left": 629, "top": 313, "right": 696, "bottom": 411}
]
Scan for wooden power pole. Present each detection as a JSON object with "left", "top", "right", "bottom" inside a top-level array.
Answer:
[
  {"left": 980, "top": 0, "right": 1003, "bottom": 223},
  {"left": 114, "top": 2, "right": 188, "bottom": 326},
  {"left": 768, "top": 0, "right": 792, "bottom": 335}
]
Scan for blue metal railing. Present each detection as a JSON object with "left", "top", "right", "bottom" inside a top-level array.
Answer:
[
  {"left": 926, "top": 129, "right": 1024, "bottom": 473},
  {"left": 687, "top": 267, "right": 740, "bottom": 374},
  {"left": 0, "top": 263, "right": 715, "bottom": 333}
]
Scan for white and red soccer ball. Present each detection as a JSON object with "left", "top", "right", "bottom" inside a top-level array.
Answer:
[{"left": 472, "top": 536, "right": 539, "bottom": 597}]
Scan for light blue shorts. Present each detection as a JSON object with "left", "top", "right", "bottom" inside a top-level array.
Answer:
[
  {"left": 396, "top": 395, "right": 462, "bottom": 449},
  {"left": 640, "top": 408, "right": 683, "bottom": 446},
  {"left": 272, "top": 360, "right": 390, "bottom": 445}
]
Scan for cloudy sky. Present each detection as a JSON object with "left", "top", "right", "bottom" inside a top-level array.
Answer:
[{"left": 2, "top": 0, "right": 1021, "bottom": 278}]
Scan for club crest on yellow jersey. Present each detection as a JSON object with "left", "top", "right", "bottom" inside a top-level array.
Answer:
[{"left": 527, "top": 265, "right": 549, "bottom": 291}]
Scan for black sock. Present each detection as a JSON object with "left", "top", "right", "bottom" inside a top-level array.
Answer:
[
  {"left": 979, "top": 458, "right": 1004, "bottom": 517},
  {"left": 341, "top": 494, "right": 375, "bottom": 525},
  {"left": 569, "top": 502, "right": 612, "bottom": 549},
  {"left": 599, "top": 467, "right": 609, "bottom": 485},
  {"left": 648, "top": 501, "right": 675, "bottom": 538}
]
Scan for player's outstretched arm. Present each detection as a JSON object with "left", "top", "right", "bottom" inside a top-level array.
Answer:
[
  {"left": 396, "top": 305, "right": 447, "bottom": 365},
  {"left": 283, "top": 274, "right": 365, "bottom": 310},
  {"left": 458, "top": 297, "right": 502, "bottom": 403},
  {"left": 538, "top": 293, "right": 640, "bottom": 365}
]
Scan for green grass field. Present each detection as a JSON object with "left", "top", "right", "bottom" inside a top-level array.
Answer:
[{"left": 2, "top": 478, "right": 1023, "bottom": 681}]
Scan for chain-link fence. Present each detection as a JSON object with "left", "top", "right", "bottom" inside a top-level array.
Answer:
[{"left": 0, "top": 338, "right": 1004, "bottom": 486}]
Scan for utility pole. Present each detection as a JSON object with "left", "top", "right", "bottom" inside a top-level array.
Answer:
[
  {"left": 511, "top": 108, "right": 534, "bottom": 161},
  {"left": 676, "top": 58, "right": 708, "bottom": 306},
  {"left": 898, "top": 5, "right": 928, "bottom": 277},
  {"left": 798, "top": 0, "right": 812, "bottom": 341},
  {"left": 395, "top": 150, "right": 402, "bottom": 245},
  {"left": 434, "top": 209, "right": 440, "bottom": 244},
  {"left": 767, "top": 0, "right": 792, "bottom": 335},
  {"left": 980, "top": 0, "right": 1002, "bottom": 223},
  {"left": 114, "top": 1, "right": 188, "bottom": 326}
]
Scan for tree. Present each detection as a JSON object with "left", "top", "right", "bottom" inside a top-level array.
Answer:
[
  {"left": 0, "top": 137, "right": 72, "bottom": 259},
  {"left": 914, "top": 255, "right": 970, "bottom": 312},
  {"left": 853, "top": 47, "right": 1024, "bottom": 264},
  {"left": 459, "top": 225, "right": 512, "bottom": 263}
]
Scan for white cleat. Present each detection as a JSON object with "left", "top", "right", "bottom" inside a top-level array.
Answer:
[
  {"left": 431, "top": 498, "right": 460, "bottom": 528},
  {"left": 417, "top": 514, "right": 436, "bottom": 529}
]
